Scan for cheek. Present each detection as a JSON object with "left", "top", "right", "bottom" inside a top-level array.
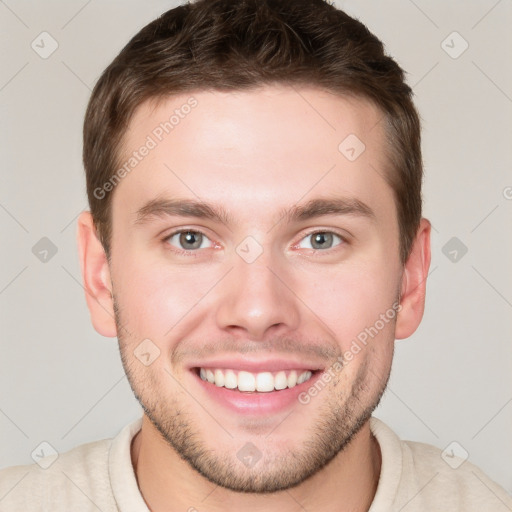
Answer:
[
  {"left": 111, "top": 255, "right": 218, "bottom": 340},
  {"left": 297, "top": 260, "right": 399, "bottom": 351}
]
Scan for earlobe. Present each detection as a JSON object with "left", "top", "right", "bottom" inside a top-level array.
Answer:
[
  {"left": 76, "top": 211, "right": 117, "bottom": 338},
  {"left": 395, "top": 218, "right": 431, "bottom": 340}
]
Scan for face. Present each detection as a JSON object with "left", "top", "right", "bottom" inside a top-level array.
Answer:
[{"left": 104, "top": 86, "right": 405, "bottom": 492}]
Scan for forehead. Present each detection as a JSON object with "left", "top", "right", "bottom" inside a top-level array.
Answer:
[{"left": 114, "top": 85, "right": 393, "bottom": 226}]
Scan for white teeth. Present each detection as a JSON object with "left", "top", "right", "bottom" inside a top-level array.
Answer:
[
  {"left": 224, "top": 369, "right": 237, "bottom": 389},
  {"left": 297, "top": 371, "right": 312, "bottom": 384},
  {"left": 256, "top": 372, "right": 274, "bottom": 392},
  {"left": 214, "top": 369, "right": 225, "bottom": 387},
  {"left": 274, "top": 371, "right": 288, "bottom": 390},
  {"left": 198, "top": 367, "right": 314, "bottom": 392},
  {"left": 238, "top": 371, "right": 255, "bottom": 392}
]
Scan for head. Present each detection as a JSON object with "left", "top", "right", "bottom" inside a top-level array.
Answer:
[{"left": 78, "top": 0, "right": 430, "bottom": 494}]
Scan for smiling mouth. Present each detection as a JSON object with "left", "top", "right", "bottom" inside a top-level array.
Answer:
[{"left": 194, "top": 367, "right": 318, "bottom": 392}]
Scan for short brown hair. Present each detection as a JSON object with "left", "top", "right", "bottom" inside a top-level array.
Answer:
[{"left": 83, "top": 0, "right": 422, "bottom": 263}]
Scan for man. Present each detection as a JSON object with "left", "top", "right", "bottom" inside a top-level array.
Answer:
[{"left": 1, "top": 0, "right": 510, "bottom": 510}]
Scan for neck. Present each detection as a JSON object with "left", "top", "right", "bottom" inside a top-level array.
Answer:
[{"left": 131, "top": 415, "right": 382, "bottom": 512}]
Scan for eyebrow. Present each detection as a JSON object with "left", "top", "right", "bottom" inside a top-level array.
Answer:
[{"left": 134, "top": 196, "right": 375, "bottom": 226}]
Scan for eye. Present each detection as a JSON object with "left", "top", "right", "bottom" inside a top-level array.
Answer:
[
  {"left": 165, "top": 230, "right": 212, "bottom": 251},
  {"left": 297, "top": 231, "right": 344, "bottom": 251}
]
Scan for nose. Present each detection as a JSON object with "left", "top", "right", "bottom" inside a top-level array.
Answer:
[{"left": 214, "top": 247, "right": 301, "bottom": 341}]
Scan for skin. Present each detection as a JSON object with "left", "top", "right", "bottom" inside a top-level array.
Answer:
[{"left": 78, "top": 85, "right": 431, "bottom": 512}]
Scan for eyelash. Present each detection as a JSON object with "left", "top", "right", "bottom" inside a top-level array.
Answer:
[{"left": 162, "top": 228, "right": 348, "bottom": 257}]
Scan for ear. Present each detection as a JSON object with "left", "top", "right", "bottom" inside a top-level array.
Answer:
[
  {"left": 76, "top": 211, "right": 117, "bottom": 337},
  {"left": 395, "top": 218, "right": 431, "bottom": 339}
]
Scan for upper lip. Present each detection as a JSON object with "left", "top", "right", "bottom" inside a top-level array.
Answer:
[{"left": 188, "top": 356, "right": 325, "bottom": 373}]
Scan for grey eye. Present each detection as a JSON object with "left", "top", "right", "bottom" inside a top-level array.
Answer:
[
  {"left": 167, "top": 231, "right": 211, "bottom": 250},
  {"left": 298, "top": 232, "right": 343, "bottom": 250}
]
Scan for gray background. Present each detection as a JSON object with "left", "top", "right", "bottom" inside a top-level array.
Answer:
[{"left": 1, "top": 0, "right": 511, "bottom": 496}]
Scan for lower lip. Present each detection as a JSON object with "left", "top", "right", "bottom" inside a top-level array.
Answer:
[{"left": 192, "top": 370, "right": 321, "bottom": 415}]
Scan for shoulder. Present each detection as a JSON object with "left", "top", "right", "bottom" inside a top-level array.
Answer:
[
  {"left": 402, "top": 438, "right": 512, "bottom": 511},
  {"left": 370, "top": 417, "right": 512, "bottom": 512},
  {"left": 0, "top": 438, "right": 115, "bottom": 511}
]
